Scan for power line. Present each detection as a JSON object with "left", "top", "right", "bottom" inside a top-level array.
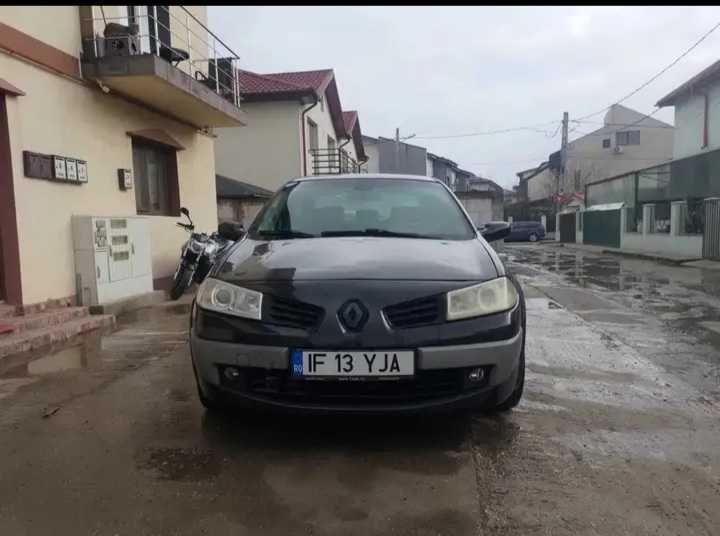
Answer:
[
  {"left": 413, "top": 121, "right": 561, "bottom": 140},
  {"left": 412, "top": 20, "right": 719, "bottom": 142},
  {"left": 572, "top": 119, "right": 673, "bottom": 129},
  {"left": 574, "top": 20, "right": 720, "bottom": 121}
]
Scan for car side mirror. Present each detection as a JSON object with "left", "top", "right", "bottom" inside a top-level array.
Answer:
[
  {"left": 180, "top": 207, "right": 189, "bottom": 217},
  {"left": 480, "top": 223, "right": 510, "bottom": 242}
]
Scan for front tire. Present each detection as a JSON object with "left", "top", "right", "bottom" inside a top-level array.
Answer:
[
  {"left": 528, "top": 233, "right": 538, "bottom": 242},
  {"left": 169, "top": 264, "right": 193, "bottom": 300}
]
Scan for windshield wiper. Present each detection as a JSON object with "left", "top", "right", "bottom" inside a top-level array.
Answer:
[
  {"left": 321, "top": 229, "right": 434, "bottom": 239},
  {"left": 256, "top": 230, "right": 315, "bottom": 239}
]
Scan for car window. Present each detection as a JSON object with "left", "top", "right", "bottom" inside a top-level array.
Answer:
[{"left": 250, "top": 178, "right": 475, "bottom": 240}]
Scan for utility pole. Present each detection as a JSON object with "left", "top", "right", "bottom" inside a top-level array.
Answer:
[
  {"left": 395, "top": 127, "right": 400, "bottom": 173},
  {"left": 558, "top": 111, "right": 569, "bottom": 216}
]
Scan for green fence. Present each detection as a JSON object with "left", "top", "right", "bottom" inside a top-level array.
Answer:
[{"left": 584, "top": 209, "right": 621, "bottom": 248}]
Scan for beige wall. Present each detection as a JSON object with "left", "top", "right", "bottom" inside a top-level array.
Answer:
[
  {"left": 2, "top": 52, "right": 217, "bottom": 305},
  {"left": 215, "top": 101, "right": 302, "bottom": 192},
  {"left": 304, "top": 91, "right": 346, "bottom": 172},
  {"left": 672, "top": 83, "right": 720, "bottom": 159},
  {"left": 0, "top": 6, "right": 81, "bottom": 57},
  {"left": 527, "top": 167, "right": 555, "bottom": 202}
]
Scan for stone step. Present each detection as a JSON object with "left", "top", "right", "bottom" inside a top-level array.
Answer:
[
  {"left": 0, "top": 303, "right": 17, "bottom": 319},
  {"left": 0, "top": 307, "right": 90, "bottom": 335},
  {"left": 0, "top": 314, "right": 115, "bottom": 360}
]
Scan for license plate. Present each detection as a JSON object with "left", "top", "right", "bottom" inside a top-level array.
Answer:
[{"left": 291, "top": 350, "right": 414, "bottom": 378}]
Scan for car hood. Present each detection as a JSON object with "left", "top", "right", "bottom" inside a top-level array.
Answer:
[{"left": 215, "top": 236, "right": 499, "bottom": 282}]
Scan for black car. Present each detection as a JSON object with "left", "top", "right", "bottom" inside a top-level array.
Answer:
[
  {"left": 505, "top": 221, "right": 546, "bottom": 242},
  {"left": 190, "top": 174, "right": 526, "bottom": 415}
]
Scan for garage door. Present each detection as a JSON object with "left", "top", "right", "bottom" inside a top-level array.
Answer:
[{"left": 584, "top": 209, "right": 621, "bottom": 248}]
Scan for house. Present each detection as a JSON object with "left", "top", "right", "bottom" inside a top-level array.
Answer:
[
  {"left": 562, "top": 62, "right": 720, "bottom": 260},
  {"left": 362, "top": 135, "right": 427, "bottom": 175},
  {"left": 506, "top": 162, "right": 556, "bottom": 227},
  {"left": 214, "top": 68, "right": 367, "bottom": 193},
  {"left": 656, "top": 58, "right": 720, "bottom": 159},
  {"left": 455, "top": 168, "right": 474, "bottom": 192},
  {"left": 558, "top": 104, "right": 674, "bottom": 196},
  {"left": 216, "top": 175, "right": 272, "bottom": 228},
  {"left": 515, "top": 162, "right": 553, "bottom": 203},
  {"left": 0, "top": 6, "right": 244, "bottom": 310},
  {"left": 426, "top": 152, "right": 458, "bottom": 188}
]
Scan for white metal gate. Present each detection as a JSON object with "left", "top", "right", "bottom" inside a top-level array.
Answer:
[{"left": 703, "top": 198, "right": 720, "bottom": 260}]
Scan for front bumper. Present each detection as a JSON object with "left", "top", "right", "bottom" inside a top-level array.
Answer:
[{"left": 190, "top": 328, "right": 523, "bottom": 414}]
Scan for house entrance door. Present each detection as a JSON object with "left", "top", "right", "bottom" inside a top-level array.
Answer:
[{"left": 559, "top": 212, "right": 576, "bottom": 243}]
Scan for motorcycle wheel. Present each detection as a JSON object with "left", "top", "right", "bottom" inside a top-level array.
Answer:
[{"left": 169, "top": 264, "right": 194, "bottom": 300}]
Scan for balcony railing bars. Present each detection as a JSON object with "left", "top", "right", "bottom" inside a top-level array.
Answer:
[{"left": 83, "top": 5, "right": 241, "bottom": 107}]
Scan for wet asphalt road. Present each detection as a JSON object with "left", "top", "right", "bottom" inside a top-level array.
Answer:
[{"left": 1, "top": 244, "right": 720, "bottom": 535}]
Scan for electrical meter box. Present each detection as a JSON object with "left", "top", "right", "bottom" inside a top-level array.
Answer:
[{"left": 72, "top": 216, "right": 153, "bottom": 306}]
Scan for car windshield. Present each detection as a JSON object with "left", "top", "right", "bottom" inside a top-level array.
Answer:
[{"left": 249, "top": 178, "right": 475, "bottom": 240}]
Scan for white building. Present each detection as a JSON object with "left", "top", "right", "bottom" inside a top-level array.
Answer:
[
  {"left": 214, "top": 69, "right": 367, "bottom": 193},
  {"left": 561, "top": 104, "right": 674, "bottom": 195},
  {"left": 656, "top": 59, "right": 720, "bottom": 159}
]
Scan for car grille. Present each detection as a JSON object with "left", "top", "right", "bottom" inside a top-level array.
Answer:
[
  {"left": 266, "top": 295, "right": 324, "bottom": 329},
  {"left": 221, "top": 367, "right": 489, "bottom": 406},
  {"left": 384, "top": 295, "right": 442, "bottom": 328}
]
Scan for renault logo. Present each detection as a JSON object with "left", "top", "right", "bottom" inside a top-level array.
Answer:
[{"left": 338, "top": 300, "right": 369, "bottom": 331}]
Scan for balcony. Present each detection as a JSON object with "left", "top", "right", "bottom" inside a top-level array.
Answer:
[
  {"left": 311, "top": 148, "right": 365, "bottom": 175},
  {"left": 80, "top": 6, "right": 246, "bottom": 129}
]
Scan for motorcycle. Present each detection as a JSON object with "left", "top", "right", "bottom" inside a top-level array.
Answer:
[{"left": 169, "top": 207, "right": 245, "bottom": 300}]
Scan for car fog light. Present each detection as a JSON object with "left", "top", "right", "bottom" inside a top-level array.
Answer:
[
  {"left": 224, "top": 366, "right": 241, "bottom": 381},
  {"left": 468, "top": 368, "right": 485, "bottom": 382}
]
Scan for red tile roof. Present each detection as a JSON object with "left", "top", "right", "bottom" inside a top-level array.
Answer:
[
  {"left": 263, "top": 69, "right": 334, "bottom": 94},
  {"left": 235, "top": 68, "right": 361, "bottom": 150},
  {"left": 236, "top": 69, "right": 334, "bottom": 98},
  {"left": 342, "top": 111, "right": 358, "bottom": 133},
  {"left": 236, "top": 69, "right": 307, "bottom": 96}
]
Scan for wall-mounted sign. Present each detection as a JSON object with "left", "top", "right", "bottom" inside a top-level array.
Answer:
[
  {"left": 66, "top": 159, "right": 78, "bottom": 181},
  {"left": 77, "top": 161, "right": 88, "bottom": 183},
  {"left": 118, "top": 168, "right": 133, "bottom": 190},
  {"left": 53, "top": 156, "right": 67, "bottom": 180}
]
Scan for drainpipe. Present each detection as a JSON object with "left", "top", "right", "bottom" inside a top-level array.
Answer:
[
  {"left": 338, "top": 137, "right": 351, "bottom": 173},
  {"left": 703, "top": 92, "right": 709, "bottom": 149},
  {"left": 300, "top": 96, "right": 318, "bottom": 176}
]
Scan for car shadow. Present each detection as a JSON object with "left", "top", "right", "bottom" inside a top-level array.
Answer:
[{"left": 199, "top": 407, "right": 519, "bottom": 457}]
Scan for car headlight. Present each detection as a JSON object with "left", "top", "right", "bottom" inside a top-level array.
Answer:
[
  {"left": 446, "top": 277, "right": 518, "bottom": 321},
  {"left": 196, "top": 278, "right": 262, "bottom": 320}
]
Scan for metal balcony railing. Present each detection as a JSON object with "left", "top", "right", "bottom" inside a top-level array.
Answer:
[
  {"left": 82, "top": 6, "right": 241, "bottom": 107},
  {"left": 311, "top": 148, "right": 364, "bottom": 175}
]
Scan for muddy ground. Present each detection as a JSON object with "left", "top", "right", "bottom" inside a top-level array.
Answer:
[{"left": 1, "top": 244, "right": 719, "bottom": 535}]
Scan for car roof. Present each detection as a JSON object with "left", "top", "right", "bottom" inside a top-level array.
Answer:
[{"left": 289, "top": 173, "right": 439, "bottom": 183}]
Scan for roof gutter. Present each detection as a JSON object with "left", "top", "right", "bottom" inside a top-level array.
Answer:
[{"left": 300, "top": 96, "right": 319, "bottom": 176}]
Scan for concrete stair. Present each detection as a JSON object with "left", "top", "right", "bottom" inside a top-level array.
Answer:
[
  {"left": 0, "top": 303, "right": 17, "bottom": 319},
  {"left": 0, "top": 306, "right": 115, "bottom": 360}
]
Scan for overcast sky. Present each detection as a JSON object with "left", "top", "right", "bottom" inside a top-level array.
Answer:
[{"left": 209, "top": 6, "right": 720, "bottom": 189}]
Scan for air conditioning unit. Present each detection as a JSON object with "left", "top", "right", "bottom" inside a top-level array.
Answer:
[
  {"left": 72, "top": 216, "right": 153, "bottom": 306},
  {"left": 613, "top": 146, "right": 623, "bottom": 155}
]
